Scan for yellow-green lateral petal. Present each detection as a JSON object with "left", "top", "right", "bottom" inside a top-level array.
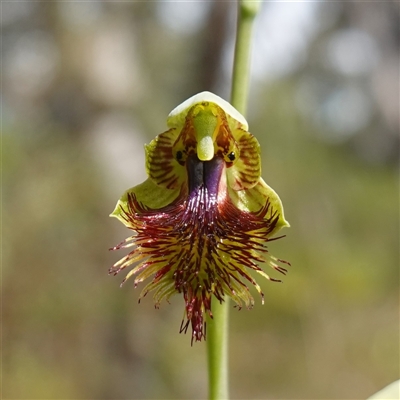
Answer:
[
  {"left": 228, "top": 178, "right": 290, "bottom": 236},
  {"left": 110, "top": 178, "right": 180, "bottom": 227},
  {"left": 227, "top": 129, "right": 261, "bottom": 190},
  {"left": 145, "top": 128, "right": 185, "bottom": 189}
]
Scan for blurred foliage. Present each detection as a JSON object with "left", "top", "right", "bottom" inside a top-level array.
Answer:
[{"left": 3, "top": 2, "right": 399, "bottom": 399}]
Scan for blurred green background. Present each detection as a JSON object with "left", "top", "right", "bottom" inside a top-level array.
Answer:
[{"left": 3, "top": 2, "right": 399, "bottom": 399}]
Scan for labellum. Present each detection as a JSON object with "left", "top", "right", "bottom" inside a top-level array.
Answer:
[{"left": 110, "top": 91, "right": 290, "bottom": 344}]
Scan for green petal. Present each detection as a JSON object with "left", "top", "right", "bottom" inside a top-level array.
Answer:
[
  {"left": 228, "top": 178, "right": 290, "bottom": 236},
  {"left": 145, "top": 128, "right": 186, "bottom": 189},
  {"left": 110, "top": 178, "right": 180, "bottom": 227},
  {"left": 227, "top": 129, "right": 261, "bottom": 190}
]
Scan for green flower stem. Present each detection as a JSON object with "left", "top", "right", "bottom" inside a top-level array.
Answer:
[
  {"left": 207, "top": 2, "right": 261, "bottom": 400},
  {"left": 206, "top": 300, "right": 229, "bottom": 400},
  {"left": 231, "top": 0, "right": 261, "bottom": 115}
]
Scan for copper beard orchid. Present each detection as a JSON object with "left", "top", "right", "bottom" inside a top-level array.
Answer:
[{"left": 110, "top": 92, "right": 290, "bottom": 343}]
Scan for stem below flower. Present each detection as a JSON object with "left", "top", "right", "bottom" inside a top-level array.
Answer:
[
  {"left": 207, "top": 1, "right": 260, "bottom": 399},
  {"left": 206, "top": 300, "right": 229, "bottom": 400}
]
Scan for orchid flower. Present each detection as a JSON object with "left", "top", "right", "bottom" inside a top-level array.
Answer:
[{"left": 110, "top": 91, "right": 289, "bottom": 344}]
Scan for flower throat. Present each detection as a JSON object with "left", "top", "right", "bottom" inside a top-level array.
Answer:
[{"left": 187, "top": 154, "right": 225, "bottom": 199}]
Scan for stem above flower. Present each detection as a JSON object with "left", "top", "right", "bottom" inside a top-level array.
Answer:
[{"left": 230, "top": 0, "right": 261, "bottom": 115}]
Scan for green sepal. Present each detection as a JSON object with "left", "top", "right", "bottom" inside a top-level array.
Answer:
[
  {"left": 167, "top": 91, "right": 248, "bottom": 131},
  {"left": 110, "top": 178, "right": 180, "bottom": 227},
  {"left": 228, "top": 178, "right": 289, "bottom": 237}
]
